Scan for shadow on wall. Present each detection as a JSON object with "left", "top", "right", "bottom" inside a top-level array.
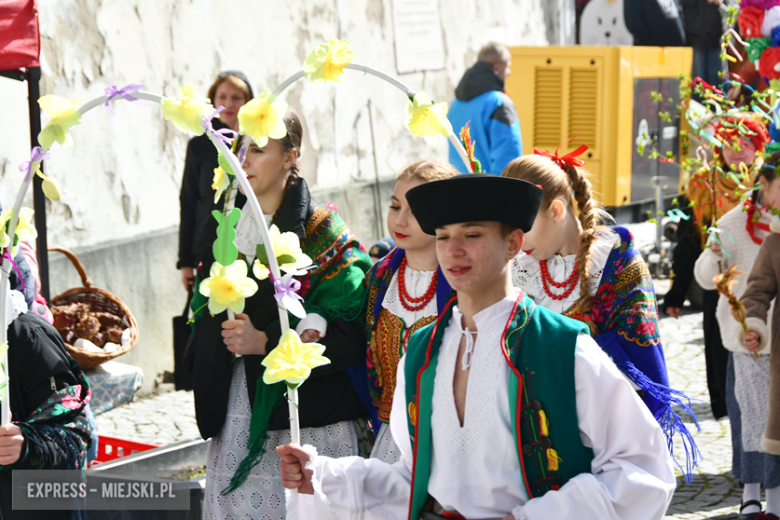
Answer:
[{"left": 45, "top": 177, "right": 396, "bottom": 394}]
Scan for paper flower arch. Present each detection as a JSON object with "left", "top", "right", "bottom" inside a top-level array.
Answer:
[
  {"left": 6, "top": 39, "right": 474, "bottom": 512},
  {"left": 249, "top": 39, "right": 472, "bottom": 167}
]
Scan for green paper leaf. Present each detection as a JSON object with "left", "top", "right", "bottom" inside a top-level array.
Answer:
[
  {"left": 256, "top": 243, "right": 269, "bottom": 266},
  {"left": 217, "top": 152, "right": 235, "bottom": 176},
  {"left": 276, "top": 254, "right": 296, "bottom": 266},
  {"left": 212, "top": 208, "right": 241, "bottom": 266}
]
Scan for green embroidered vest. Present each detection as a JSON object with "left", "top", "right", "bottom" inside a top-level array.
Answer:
[{"left": 404, "top": 293, "right": 595, "bottom": 520}]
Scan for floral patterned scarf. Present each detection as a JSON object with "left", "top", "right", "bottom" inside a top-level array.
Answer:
[{"left": 566, "top": 226, "right": 700, "bottom": 481}]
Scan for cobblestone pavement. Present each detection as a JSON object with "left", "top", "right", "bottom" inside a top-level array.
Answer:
[
  {"left": 663, "top": 309, "right": 741, "bottom": 520},
  {"left": 95, "top": 284, "right": 744, "bottom": 519},
  {"left": 94, "top": 386, "right": 200, "bottom": 446}
]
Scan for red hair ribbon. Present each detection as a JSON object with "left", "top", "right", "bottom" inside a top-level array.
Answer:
[{"left": 534, "top": 136, "right": 589, "bottom": 171}]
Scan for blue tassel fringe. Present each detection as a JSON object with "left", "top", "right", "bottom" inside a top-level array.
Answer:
[{"left": 610, "top": 357, "right": 701, "bottom": 483}]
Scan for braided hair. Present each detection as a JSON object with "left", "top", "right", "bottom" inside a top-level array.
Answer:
[
  {"left": 501, "top": 155, "right": 612, "bottom": 316},
  {"left": 279, "top": 110, "right": 302, "bottom": 189}
]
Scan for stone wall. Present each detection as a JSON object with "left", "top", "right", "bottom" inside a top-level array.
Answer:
[
  {"left": 2, "top": 0, "right": 553, "bottom": 250},
  {"left": 0, "top": 0, "right": 567, "bottom": 391}
]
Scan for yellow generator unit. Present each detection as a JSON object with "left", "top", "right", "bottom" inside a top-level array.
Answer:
[{"left": 506, "top": 46, "right": 692, "bottom": 220}]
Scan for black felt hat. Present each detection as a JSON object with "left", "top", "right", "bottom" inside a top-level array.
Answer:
[{"left": 406, "top": 174, "right": 544, "bottom": 235}]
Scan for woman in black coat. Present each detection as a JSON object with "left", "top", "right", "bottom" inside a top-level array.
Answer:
[
  {"left": 178, "top": 71, "right": 253, "bottom": 290},
  {"left": 186, "top": 112, "right": 372, "bottom": 519},
  {"left": 0, "top": 304, "right": 92, "bottom": 520}
]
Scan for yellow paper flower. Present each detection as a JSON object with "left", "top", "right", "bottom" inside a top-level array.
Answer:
[
  {"left": 238, "top": 91, "right": 288, "bottom": 148},
  {"left": 161, "top": 83, "right": 211, "bottom": 135},
  {"left": 252, "top": 224, "right": 312, "bottom": 279},
  {"left": 262, "top": 329, "right": 330, "bottom": 387},
  {"left": 199, "top": 260, "right": 258, "bottom": 315},
  {"left": 406, "top": 91, "right": 453, "bottom": 145},
  {"left": 252, "top": 260, "right": 270, "bottom": 281},
  {"left": 302, "top": 39, "right": 354, "bottom": 85},
  {"left": 268, "top": 224, "right": 313, "bottom": 272},
  {"left": 212, "top": 166, "right": 230, "bottom": 203},
  {"left": 38, "top": 95, "right": 82, "bottom": 148},
  {"left": 0, "top": 207, "right": 37, "bottom": 255}
]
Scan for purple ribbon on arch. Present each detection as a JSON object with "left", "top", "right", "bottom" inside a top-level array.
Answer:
[
  {"left": 271, "top": 273, "right": 303, "bottom": 304},
  {"left": 104, "top": 82, "right": 150, "bottom": 116},
  {"left": 204, "top": 107, "right": 238, "bottom": 145},
  {"left": 18, "top": 147, "right": 50, "bottom": 182}
]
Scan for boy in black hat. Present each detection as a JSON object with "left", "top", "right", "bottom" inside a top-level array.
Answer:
[{"left": 278, "top": 175, "right": 675, "bottom": 520}]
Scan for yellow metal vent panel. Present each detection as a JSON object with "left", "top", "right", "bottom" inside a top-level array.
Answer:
[
  {"left": 534, "top": 67, "right": 563, "bottom": 150},
  {"left": 568, "top": 68, "right": 598, "bottom": 150}
]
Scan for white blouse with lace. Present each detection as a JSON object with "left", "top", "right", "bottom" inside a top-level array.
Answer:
[
  {"left": 233, "top": 207, "right": 273, "bottom": 264},
  {"left": 511, "top": 231, "right": 619, "bottom": 313},
  {"left": 381, "top": 266, "right": 438, "bottom": 326}
]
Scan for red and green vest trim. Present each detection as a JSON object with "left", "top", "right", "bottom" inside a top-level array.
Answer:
[{"left": 404, "top": 292, "right": 594, "bottom": 520}]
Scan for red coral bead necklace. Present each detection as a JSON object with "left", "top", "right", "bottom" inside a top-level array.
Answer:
[
  {"left": 539, "top": 258, "right": 579, "bottom": 301},
  {"left": 398, "top": 257, "right": 437, "bottom": 312}
]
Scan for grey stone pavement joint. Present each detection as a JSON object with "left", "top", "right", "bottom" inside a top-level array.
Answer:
[{"left": 94, "top": 279, "right": 744, "bottom": 518}]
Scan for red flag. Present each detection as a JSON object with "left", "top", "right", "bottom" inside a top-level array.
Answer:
[{"left": 0, "top": 0, "right": 40, "bottom": 70}]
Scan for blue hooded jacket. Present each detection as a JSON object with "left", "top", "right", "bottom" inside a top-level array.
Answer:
[{"left": 447, "top": 61, "right": 523, "bottom": 175}]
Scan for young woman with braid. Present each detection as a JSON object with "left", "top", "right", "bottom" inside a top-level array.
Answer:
[
  {"left": 363, "top": 160, "right": 457, "bottom": 464},
  {"left": 502, "top": 151, "right": 699, "bottom": 477},
  {"left": 186, "top": 111, "right": 373, "bottom": 519}
]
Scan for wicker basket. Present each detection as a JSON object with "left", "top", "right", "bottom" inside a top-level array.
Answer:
[{"left": 49, "top": 246, "right": 140, "bottom": 370}]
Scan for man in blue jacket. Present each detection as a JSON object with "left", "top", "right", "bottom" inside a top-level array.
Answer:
[{"left": 447, "top": 42, "right": 523, "bottom": 175}]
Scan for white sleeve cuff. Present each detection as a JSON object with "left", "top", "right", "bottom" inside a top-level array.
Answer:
[
  {"left": 693, "top": 248, "right": 723, "bottom": 290},
  {"left": 299, "top": 445, "right": 353, "bottom": 520},
  {"left": 738, "top": 317, "right": 770, "bottom": 353},
  {"left": 296, "top": 313, "right": 328, "bottom": 337},
  {"left": 512, "top": 504, "right": 528, "bottom": 520}
]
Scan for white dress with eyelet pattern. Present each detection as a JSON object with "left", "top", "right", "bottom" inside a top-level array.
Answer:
[{"left": 204, "top": 358, "right": 360, "bottom": 520}]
